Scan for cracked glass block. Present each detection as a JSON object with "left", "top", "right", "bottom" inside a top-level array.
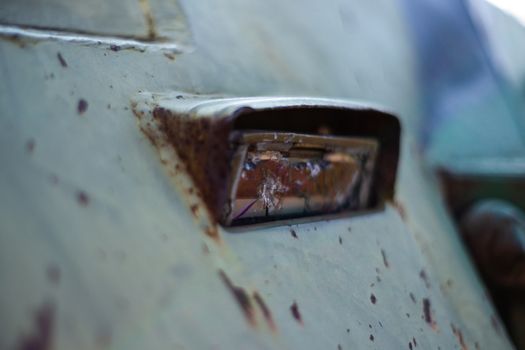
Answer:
[{"left": 224, "top": 132, "right": 378, "bottom": 226}]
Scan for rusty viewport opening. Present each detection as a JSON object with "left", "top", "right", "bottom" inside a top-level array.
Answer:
[
  {"left": 225, "top": 132, "right": 378, "bottom": 226},
  {"left": 137, "top": 95, "right": 401, "bottom": 228},
  {"left": 225, "top": 107, "right": 400, "bottom": 227}
]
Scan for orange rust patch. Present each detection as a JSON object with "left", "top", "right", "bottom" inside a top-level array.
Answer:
[
  {"left": 134, "top": 106, "right": 226, "bottom": 242},
  {"left": 152, "top": 107, "right": 234, "bottom": 225},
  {"left": 204, "top": 225, "right": 219, "bottom": 240}
]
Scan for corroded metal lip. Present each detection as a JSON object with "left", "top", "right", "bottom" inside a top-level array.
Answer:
[{"left": 132, "top": 92, "right": 401, "bottom": 229}]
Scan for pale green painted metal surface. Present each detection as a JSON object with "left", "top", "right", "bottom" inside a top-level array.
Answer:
[{"left": 0, "top": 1, "right": 517, "bottom": 349}]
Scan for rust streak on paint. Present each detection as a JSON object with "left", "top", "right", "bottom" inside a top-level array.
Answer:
[
  {"left": 190, "top": 204, "right": 199, "bottom": 216},
  {"left": 164, "top": 52, "right": 176, "bottom": 60},
  {"left": 218, "top": 270, "right": 255, "bottom": 326},
  {"left": 150, "top": 107, "right": 233, "bottom": 237},
  {"left": 409, "top": 292, "right": 416, "bottom": 303},
  {"left": 77, "top": 99, "right": 88, "bottom": 115},
  {"left": 419, "top": 269, "right": 430, "bottom": 288},
  {"left": 422, "top": 298, "right": 437, "bottom": 329},
  {"left": 134, "top": 106, "right": 228, "bottom": 241},
  {"left": 138, "top": 0, "right": 157, "bottom": 40},
  {"left": 381, "top": 249, "right": 389, "bottom": 268},
  {"left": 253, "top": 291, "right": 276, "bottom": 331},
  {"left": 204, "top": 226, "right": 219, "bottom": 240},
  {"left": 56, "top": 52, "right": 67, "bottom": 67},
  {"left": 0, "top": 32, "right": 40, "bottom": 48},
  {"left": 16, "top": 302, "right": 55, "bottom": 350},
  {"left": 393, "top": 200, "right": 407, "bottom": 221},
  {"left": 451, "top": 324, "right": 468, "bottom": 350},
  {"left": 290, "top": 301, "right": 302, "bottom": 324}
]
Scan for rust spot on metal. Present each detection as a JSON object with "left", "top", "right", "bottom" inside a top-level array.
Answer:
[
  {"left": 204, "top": 226, "right": 219, "bottom": 240},
  {"left": 381, "top": 249, "right": 389, "bottom": 268},
  {"left": 451, "top": 324, "right": 468, "bottom": 350},
  {"left": 290, "top": 301, "right": 302, "bottom": 324},
  {"left": 77, "top": 99, "right": 88, "bottom": 115},
  {"left": 419, "top": 269, "right": 430, "bottom": 288},
  {"left": 0, "top": 33, "right": 39, "bottom": 48},
  {"left": 393, "top": 200, "right": 407, "bottom": 221},
  {"left": 56, "top": 52, "right": 67, "bottom": 68},
  {"left": 151, "top": 107, "right": 233, "bottom": 228},
  {"left": 46, "top": 265, "right": 60, "bottom": 286},
  {"left": 109, "top": 44, "right": 121, "bottom": 52},
  {"left": 164, "top": 53, "right": 176, "bottom": 61},
  {"left": 422, "top": 298, "right": 436, "bottom": 329},
  {"left": 76, "top": 191, "right": 89, "bottom": 206},
  {"left": 370, "top": 293, "right": 377, "bottom": 304},
  {"left": 190, "top": 204, "right": 198, "bottom": 216},
  {"left": 290, "top": 228, "right": 298, "bottom": 239},
  {"left": 410, "top": 292, "right": 416, "bottom": 303},
  {"left": 253, "top": 291, "right": 276, "bottom": 331},
  {"left": 218, "top": 270, "right": 255, "bottom": 326},
  {"left": 26, "top": 139, "right": 35, "bottom": 154},
  {"left": 16, "top": 302, "right": 55, "bottom": 350}
]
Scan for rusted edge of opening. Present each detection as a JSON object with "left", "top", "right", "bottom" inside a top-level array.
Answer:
[{"left": 151, "top": 104, "right": 400, "bottom": 229}]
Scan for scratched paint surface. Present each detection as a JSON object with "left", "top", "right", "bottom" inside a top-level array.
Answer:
[{"left": 0, "top": 0, "right": 516, "bottom": 349}]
